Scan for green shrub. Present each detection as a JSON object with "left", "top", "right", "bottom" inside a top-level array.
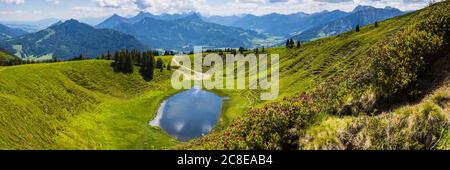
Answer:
[{"left": 339, "top": 101, "right": 448, "bottom": 150}]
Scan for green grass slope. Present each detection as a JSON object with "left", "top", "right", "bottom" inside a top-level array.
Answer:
[
  {"left": 0, "top": 60, "right": 179, "bottom": 149},
  {"left": 0, "top": 49, "right": 16, "bottom": 62},
  {"left": 182, "top": 1, "right": 450, "bottom": 150}
]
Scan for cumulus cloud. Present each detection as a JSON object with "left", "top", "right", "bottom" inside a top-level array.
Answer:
[
  {"left": 92, "top": 0, "right": 430, "bottom": 16},
  {"left": 135, "top": 0, "right": 207, "bottom": 14},
  {"left": 0, "top": 0, "right": 25, "bottom": 4},
  {"left": 47, "top": 0, "right": 60, "bottom": 5},
  {"left": 95, "top": 0, "right": 135, "bottom": 8},
  {"left": 0, "top": 10, "right": 23, "bottom": 14},
  {"left": 94, "top": 0, "right": 208, "bottom": 14}
]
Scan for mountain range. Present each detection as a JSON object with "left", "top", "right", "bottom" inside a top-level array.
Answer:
[
  {"left": 0, "top": 19, "right": 147, "bottom": 60},
  {"left": 293, "top": 6, "right": 405, "bottom": 41},
  {"left": 96, "top": 12, "right": 193, "bottom": 28},
  {"left": 0, "top": 17, "right": 108, "bottom": 33},
  {"left": 0, "top": 24, "right": 28, "bottom": 40},
  {"left": 0, "top": 5, "right": 407, "bottom": 59},
  {"left": 204, "top": 5, "right": 404, "bottom": 39},
  {"left": 203, "top": 10, "right": 349, "bottom": 37},
  {"left": 96, "top": 13, "right": 266, "bottom": 51}
]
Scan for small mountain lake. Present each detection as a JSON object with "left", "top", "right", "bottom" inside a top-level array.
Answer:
[{"left": 149, "top": 87, "right": 224, "bottom": 142}]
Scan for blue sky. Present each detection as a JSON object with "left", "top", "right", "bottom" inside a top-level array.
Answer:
[{"left": 0, "top": 0, "right": 431, "bottom": 21}]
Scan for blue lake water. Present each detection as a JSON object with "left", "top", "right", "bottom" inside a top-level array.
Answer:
[{"left": 150, "top": 88, "right": 223, "bottom": 142}]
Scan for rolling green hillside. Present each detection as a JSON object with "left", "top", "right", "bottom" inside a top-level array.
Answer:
[
  {"left": 0, "top": 2, "right": 448, "bottom": 150},
  {"left": 0, "top": 60, "right": 180, "bottom": 149},
  {"left": 0, "top": 49, "right": 16, "bottom": 62}
]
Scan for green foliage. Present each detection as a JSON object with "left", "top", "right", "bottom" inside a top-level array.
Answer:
[
  {"left": 156, "top": 58, "right": 164, "bottom": 69},
  {"left": 112, "top": 49, "right": 157, "bottom": 80},
  {"left": 371, "top": 29, "right": 443, "bottom": 95},
  {"left": 367, "top": 1, "right": 449, "bottom": 106},
  {"left": 140, "top": 51, "right": 155, "bottom": 81},
  {"left": 285, "top": 39, "right": 295, "bottom": 48},
  {"left": 340, "top": 99, "right": 448, "bottom": 150}
]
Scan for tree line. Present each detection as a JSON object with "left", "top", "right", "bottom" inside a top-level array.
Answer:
[
  {"left": 0, "top": 58, "right": 61, "bottom": 66},
  {"left": 286, "top": 39, "right": 302, "bottom": 49},
  {"left": 104, "top": 49, "right": 162, "bottom": 81}
]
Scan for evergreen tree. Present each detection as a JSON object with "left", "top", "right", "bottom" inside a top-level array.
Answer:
[
  {"left": 149, "top": 53, "right": 155, "bottom": 80},
  {"left": 125, "top": 53, "right": 133, "bottom": 73},
  {"left": 118, "top": 51, "right": 124, "bottom": 72},
  {"left": 286, "top": 39, "right": 295, "bottom": 48},
  {"left": 239, "top": 47, "right": 245, "bottom": 54},
  {"left": 139, "top": 51, "right": 155, "bottom": 81},
  {"left": 297, "top": 41, "right": 301, "bottom": 48},
  {"left": 78, "top": 54, "right": 84, "bottom": 60},
  {"left": 356, "top": 25, "right": 360, "bottom": 32},
  {"left": 156, "top": 58, "right": 164, "bottom": 69},
  {"left": 113, "top": 50, "right": 119, "bottom": 72},
  {"left": 107, "top": 51, "right": 112, "bottom": 60},
  {"left": 375, "top": 21, "right": 379, "bottom": 27}
]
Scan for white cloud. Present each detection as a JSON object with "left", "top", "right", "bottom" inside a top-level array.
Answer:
[
  {"left": 0, "top": 10, "right": 23, "bottom": 15},
  {"left": 135, "top": 0, "right": 207, "bottom": 14},
  {"left": 47, "top": 0, "right": 60, "bottom": 5},
  {"left": 72, "top": 6, "right": 104, "bottom": 13},
  {"left": 95, "top": 0, "right": 136, "bottom": 8},
  {"left": 92, "top": 0, "right": 428, "bottom": 16},
  {"left": 0, "top": 0, "right": 25, "bottom": 4},
  {"left": 94, "top": 0, "right": 208, "bottom": 14},
  {"left": 237, "top": 0, "right": 266, "bottom": 3}
]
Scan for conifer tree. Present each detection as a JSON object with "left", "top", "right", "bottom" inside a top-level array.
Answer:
[{"left": 125, "top": 53, "right": 133, "bottom": 73}]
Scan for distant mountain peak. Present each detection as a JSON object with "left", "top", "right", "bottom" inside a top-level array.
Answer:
[
  {"left": 179, "top": 13, "right": 203, "bottom": 22},
  {"left": 137, "top": 11, "right": 148, "bottom": 15},
  {"left": 50, "top": 20, "right": 63, "bottom": 27},
  {"left": 135, "top": 11, "right": 154, "bottom": 18},
  {"left": 352, "top": 5, "right": 376, "bottom": 12},
  {"left": 0, "top": 23, "right": 28, "bottom": 40},
  {"left": 266, "top": 12, "right": 283, "bottom": 16},
  {"left": 65, "top": 19, "right": 80, "bottom": 23},
  {"left": 384, "top": 6, "right": 402, "bottom": 12},
  {"left": 292, "top": 12, "right": 309, "bottom": 17},
  {"left": 60, "top": 19, "right": 84, "bottom": 26},
  {"left": 51, "top": 19, "right": 93, "bottom": 30}
]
